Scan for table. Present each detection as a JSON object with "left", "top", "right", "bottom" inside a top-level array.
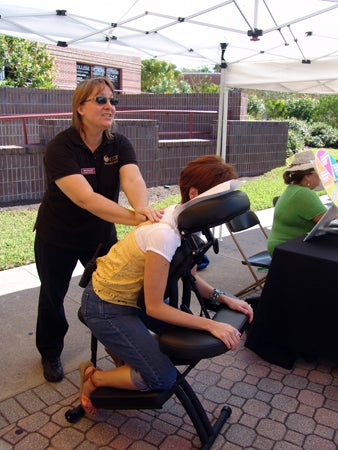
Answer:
[{"left": 245, "top": 233, "right": 338, "bottom": 369}]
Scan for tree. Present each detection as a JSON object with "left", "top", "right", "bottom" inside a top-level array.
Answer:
[
  {"left": 142, "top": 58, "right": 222, "bottom": 94},
  {"left": 183, "top": 75, "right": 220, "bottom": 94},
  {"left": 313, "top": 95, "right": 338, "bottom": 128},
  {"left": 0, "top": 35, "right": 56, "bottom": 88},
  {"left": 141, "top": 59, "right": 185, "bottom": 93}
]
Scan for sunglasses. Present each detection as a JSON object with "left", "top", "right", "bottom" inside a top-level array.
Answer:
[{"left": 84, "top": 96, "right": 119, "bottom": 106}]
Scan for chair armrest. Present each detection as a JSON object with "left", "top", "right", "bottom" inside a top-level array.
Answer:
[{"left": 159, "top": 306, "right": 248, "bottom": 362}]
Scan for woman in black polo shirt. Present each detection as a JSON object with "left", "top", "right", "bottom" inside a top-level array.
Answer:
[{"left": 34, "top": 77, "right": 162, "bottom": 382}]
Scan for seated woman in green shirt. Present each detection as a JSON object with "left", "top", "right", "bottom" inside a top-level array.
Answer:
[{"left": 267, "top": 150, "right": 327, "bottom": 255}]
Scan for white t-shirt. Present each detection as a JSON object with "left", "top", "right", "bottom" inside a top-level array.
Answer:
[{"left": 134, "top": 205, "right": 181, "bottom": 263}]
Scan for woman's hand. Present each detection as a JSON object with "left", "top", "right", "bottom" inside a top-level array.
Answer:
[
  {"left": 120, "top": 164, "right": 164, "bottom": 223},
  {"left": 135, "top": 205, "right": 164, "bottom": 222},
  {"left": 221, "top": 295, "right": 254, "bottom": 323},
  {"left": 208, "top": 321, "right": 241, "bottom": 351}
]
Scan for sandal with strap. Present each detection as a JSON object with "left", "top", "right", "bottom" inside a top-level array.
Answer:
[{"left": 79, "top": 361, "right": 99, "bottom": 416}]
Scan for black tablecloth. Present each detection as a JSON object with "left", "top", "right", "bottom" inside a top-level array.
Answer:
[{"left": 245, "top": 233, "right": 338, "bottom": 369}]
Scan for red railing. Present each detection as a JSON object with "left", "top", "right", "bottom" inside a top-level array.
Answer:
[
  {"left": 0, "top": 109, "right": 218, "bottom": 145},
  {"left": 117, "top": 109, "right": 217, "bottom": 139},
  {"left": 0, "top": 112, "right": 72, "bottom": 145}
]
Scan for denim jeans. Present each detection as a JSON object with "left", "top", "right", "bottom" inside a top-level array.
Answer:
[{"left": 81, "top": 285, "right": 177, "bottom": 391}]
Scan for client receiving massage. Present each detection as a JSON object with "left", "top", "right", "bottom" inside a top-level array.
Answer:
[{"left": 79, "top": 155, "right": 254, "bottom": 415}]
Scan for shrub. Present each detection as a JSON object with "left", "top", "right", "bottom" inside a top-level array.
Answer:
[
  {"left": 287, "top": 129, "right": 304, "bottom": 154},
  {"left": 247, "top": 95, "right": 266, "bottom": 119},
  {"left": 305, "top": 134, "right": 325, "bottom": 148},
  {"left": 286, "top": 119, "right": 310, "bottom": 154},
  {"left": 285, "top": 96, "right": 317, "bottom": 121},
  {"left": 312, "top": 95, "right": 338, "bottom": 128},
  {"left": 305, "top": 122, "right": 338, "bottom": 148},
  {"left": 265, "top": 98, "right": 288, "bottom": 119},
  {"left": 287, "top": 118, "right": 310, "bottom": 139}
]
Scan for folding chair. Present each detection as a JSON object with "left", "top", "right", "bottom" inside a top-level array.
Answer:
[
  {"left": 65, "top": 189, "right": 250, "bottom": 450},
  {"left": 272, "top": 196, "right": 280, "bottom": 206},
  {"left": 226, "top": 210, "right": 271, "bottom": 298}
]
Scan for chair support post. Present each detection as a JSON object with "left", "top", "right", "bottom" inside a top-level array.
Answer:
[{"left": 175, "top": 378, "right": 232, "bottom": 449}]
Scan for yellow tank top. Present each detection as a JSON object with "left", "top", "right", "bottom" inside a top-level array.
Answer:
[{"left": 92, "top": 228, "right": 146, "bottom": 307}]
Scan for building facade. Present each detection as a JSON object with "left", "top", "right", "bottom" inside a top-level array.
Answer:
[{"left": 47, "top": 44, "right": 142, "bottom": 92}]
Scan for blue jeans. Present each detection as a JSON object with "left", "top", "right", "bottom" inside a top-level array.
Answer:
[{"left": 81, "top": 286, "right": 177, "bottom": 391}]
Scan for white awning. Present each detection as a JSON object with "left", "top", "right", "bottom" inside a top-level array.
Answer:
[{"left": 1, "top": 0, "right": 337, "bottom": 93}]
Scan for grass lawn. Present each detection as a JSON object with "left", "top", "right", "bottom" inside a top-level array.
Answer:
[{"left": 1, "top": 148, "right": 337, "bottom": 271}]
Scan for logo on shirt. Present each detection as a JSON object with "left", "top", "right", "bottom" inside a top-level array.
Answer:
[{"left": 104, "top": 155, "right": 118, "bottom": 165}]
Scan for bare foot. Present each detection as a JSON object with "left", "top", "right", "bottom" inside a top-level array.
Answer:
[{"left": 79, "top": 363, "right": 99, "bottom": 416}]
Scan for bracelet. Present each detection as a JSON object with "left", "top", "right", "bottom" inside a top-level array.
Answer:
[{"left": 209, "top": 288, "right": 224, "bottom": 306}]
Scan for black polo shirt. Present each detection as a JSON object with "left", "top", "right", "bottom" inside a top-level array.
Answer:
[{"left": 35, "top": 127, "right": 138, "bottom": 251}]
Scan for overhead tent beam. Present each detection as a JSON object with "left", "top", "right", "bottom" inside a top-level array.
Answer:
[
  {"left": 143, "top": 1, "right": 236, "bottom": 30},
  {"left": 0, "top": 0, "right": 336, "bottom": 93},
  {"left": 0, "top": 16, "right": 57, "bottom": 43},
  {"left": 233, "top": 0, "right": 255, "bottom": 31}
]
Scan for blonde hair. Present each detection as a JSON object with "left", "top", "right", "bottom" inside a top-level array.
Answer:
[{"left": 72, "top": 77, "right": 116, "bottom": 139}]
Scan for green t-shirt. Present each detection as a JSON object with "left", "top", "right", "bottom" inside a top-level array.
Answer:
[{"left": 267, "top": 184, "right": 326, "bottom": 255}]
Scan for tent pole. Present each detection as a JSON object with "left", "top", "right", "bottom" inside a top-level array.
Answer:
[
  {"left": 216, "top": 77, "right": 229, "bottom": 160},
  {"left": 216, "top": 43, "right": 228, "bottom": 158},
  {"left": 221, "top": 87, "right": 228, "bottom": 161},
  {"left": 216, "top": 67, "right": 225, "bottom": 156}
]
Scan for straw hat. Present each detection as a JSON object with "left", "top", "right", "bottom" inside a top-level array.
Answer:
[{"left": 285, "top": 150, "right": 315, "bottom": 173}]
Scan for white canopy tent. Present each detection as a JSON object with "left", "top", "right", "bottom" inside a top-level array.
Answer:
[
  {"left": 1, "top": 0, "right": 337, "bottom": 155},
  {"left": 1, "top": 0, "right": 337, "bottom": 90}
]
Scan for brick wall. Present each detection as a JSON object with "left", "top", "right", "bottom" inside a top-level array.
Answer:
[
  {"left": 0, "top": 145, "right": 46, "bottom": 205},
  {"left": 47, "top": 44, "right": 141, "bottom": 91},
  {"left": 157, "top": 140, "right": 216, "bottom": 185},
  {"left": 0, "top": 88, "right": 288, "bottom": 205},
  {"left": 0, "top": 89, "right": 247, "bottom": 146},
  {"left": 0, "top": 118, "right": 288, "bottom": 206},
  {"left": 226, "top": 121, "right": 288, "bottom": 175}
]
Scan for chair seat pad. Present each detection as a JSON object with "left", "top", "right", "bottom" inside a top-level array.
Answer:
[
  {"left": 244, "top": 251, "right": 271, "bottom": 268},
  {"left": 91, "top": 386, "right": 174, "bottom": 409}
]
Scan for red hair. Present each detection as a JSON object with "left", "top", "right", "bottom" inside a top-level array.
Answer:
[{"left": 179, "top": 155, "right": 238, "bottom": 204}]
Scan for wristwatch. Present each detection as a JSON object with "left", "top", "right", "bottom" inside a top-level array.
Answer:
[{"left": 209, "top": 288, "right": 223, "bottom": 306}]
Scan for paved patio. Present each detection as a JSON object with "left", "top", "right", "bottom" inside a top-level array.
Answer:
[{"left": 0, "top": 206, "right": 337, "bottom": 449}]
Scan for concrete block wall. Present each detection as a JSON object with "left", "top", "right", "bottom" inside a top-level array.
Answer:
[
  {"left": 157, "top": 140, "right": 216, "bottom": 185},
  {"left": 0, "top": 88, "right": 247, "bottom": 146},
  {"left": 0, "top": 119, "right": 288, "bottom": 206},
  {"left": 0, "top": 89, "right": 288, "bottom": 205},
  {"left": 226, "top": 121, "right": 289, "bottom": 176},
  {"left": 0, "top": 145, "right": 46, "bottom": 205},
  {"left": 115, "top": 120, "right": 160, "bottom": 188}
]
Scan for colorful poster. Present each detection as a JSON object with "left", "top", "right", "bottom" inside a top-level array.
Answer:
[{"left": 315, "top": 149, "right": 338, "bottom": 207}]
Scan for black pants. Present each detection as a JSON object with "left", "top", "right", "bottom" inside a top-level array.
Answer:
[{"left": 34, "top": 235, "right": 110, "bottom": 360}]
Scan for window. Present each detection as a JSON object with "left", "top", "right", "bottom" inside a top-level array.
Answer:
[{"left": 76, "top": 63, "right": 120, "bottom": 90}]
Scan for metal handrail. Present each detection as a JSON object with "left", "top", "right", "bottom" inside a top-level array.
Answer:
[
  {"left": 0, "top": 109, "right": 217, "bottom": 145},
  {"left": 0, "top": 112, "right": 72, "bottom": 145}
]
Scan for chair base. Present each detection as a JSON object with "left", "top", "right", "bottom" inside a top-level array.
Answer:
[
  {"left": 65, "top": 306, "right": 247, "bottom": 448},
  {"left": 65, "top": 374, "right": 232, "bottom": 450}
]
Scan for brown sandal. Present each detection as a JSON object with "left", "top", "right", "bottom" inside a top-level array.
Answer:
[{"left": 79, "top": 361, "right": 99, "bottom": 416}]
